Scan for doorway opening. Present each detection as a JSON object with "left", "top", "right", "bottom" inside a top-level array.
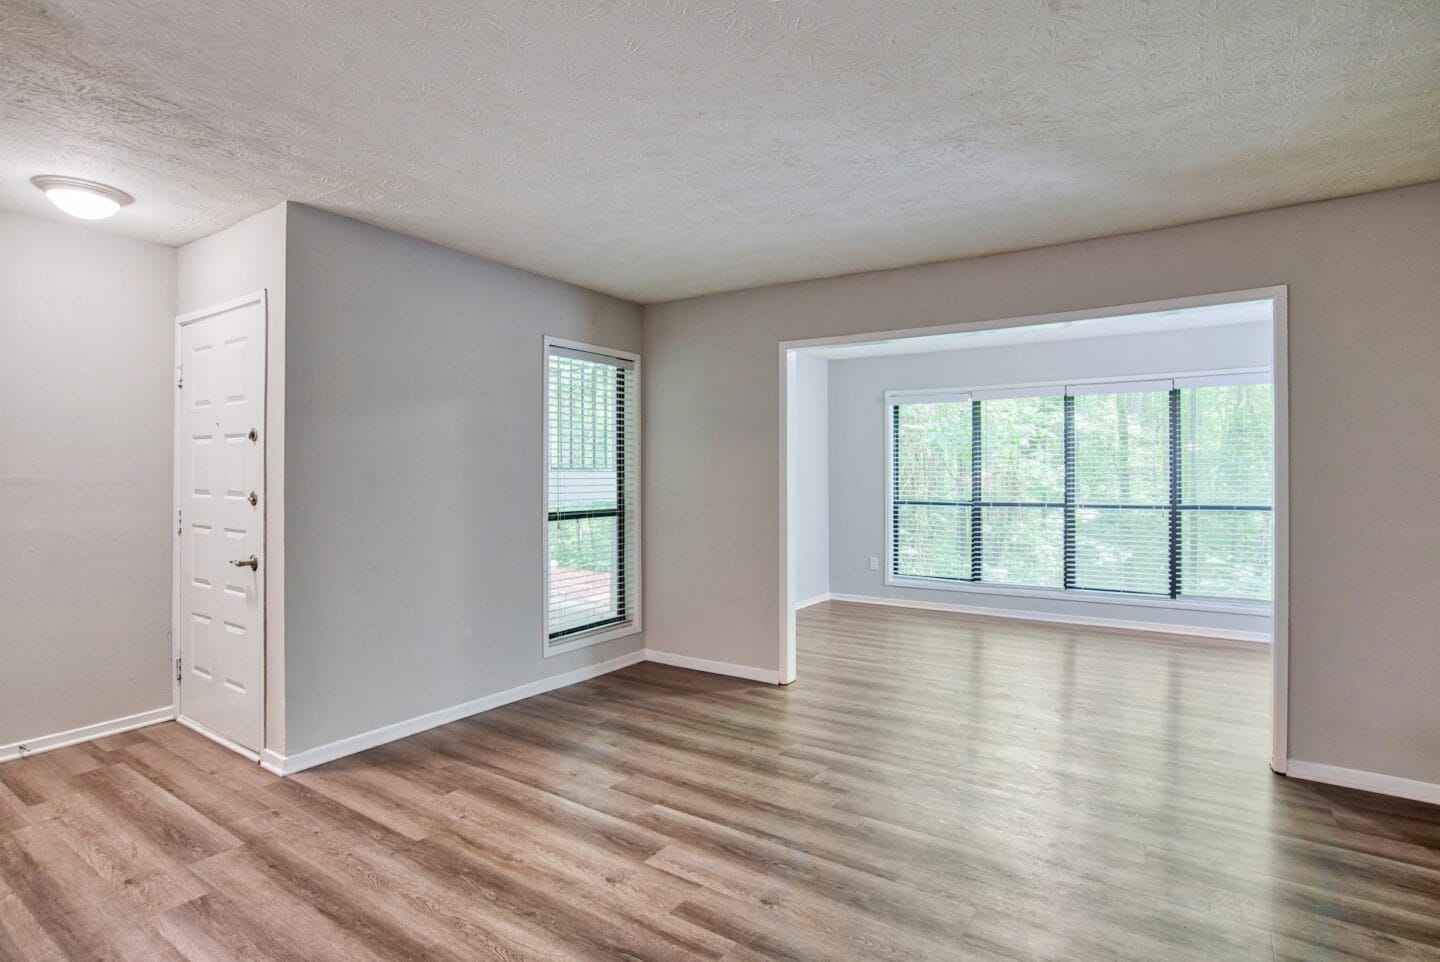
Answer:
[{"left": 780, "top": 287, "right": 1289, "bottom": 771}]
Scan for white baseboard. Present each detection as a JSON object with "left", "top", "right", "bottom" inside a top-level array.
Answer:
[
  {"left": 794, "top": 592, "right": 831, "bottom": 610},
  {"left": 1286, "top": 760, "right": 1440, "bottom": 806},
  {"left": 644, "top": 648, "right": 784, "bottom": 685},
  {"left": 259, "top": 649, "right": 647, "bottom": 776},
  {"left": 825, "top": 592, "right": 1270, "bottom": 645},
  {"left": 258, "top": 748, "right": 287, "bottom": 776},
  {"left": 0, "top": 706, "right": 174, "bottom": 764}
]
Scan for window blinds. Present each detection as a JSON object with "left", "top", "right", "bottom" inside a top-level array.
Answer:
[
  {"left": 892, "top": 399, "right": 974, "bottom": 580},
  {"left": 889, "top": 376, "right": 1273, "bottom": 604},
  {"left": 546, "top": 346, "right": 638, "bottom": 642},
  {"left": 1178, "top": 382, "right": 1273, "bottom": 601},
  {"left": 979, "top": 394, "right": 1064, "bottom": 588},
  {"left": 1069, "top": 385, "right": 1172, "bottom": 595}
]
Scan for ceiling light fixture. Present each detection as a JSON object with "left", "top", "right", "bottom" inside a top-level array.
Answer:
[{"left": 30, "top": 175, "right": 134, "bottom": 220}]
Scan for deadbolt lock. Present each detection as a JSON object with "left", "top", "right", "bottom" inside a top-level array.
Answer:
[{"left": 248, "top": 491, "right": 258, "bottom": 506}]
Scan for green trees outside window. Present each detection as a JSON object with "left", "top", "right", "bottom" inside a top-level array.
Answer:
[{"left": 891, "top": 381, "right": 1273, "bottom": 603}]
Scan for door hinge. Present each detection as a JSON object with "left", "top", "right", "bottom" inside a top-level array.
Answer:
[
  {"left": 176, "top": 364, "right": 183, "bottom": 389},
  {"left": 175, "top": 656, "right": 182, "bottom": 683},
  {"left": 176, "top": 508, "right": 182, "bottom": 537}
]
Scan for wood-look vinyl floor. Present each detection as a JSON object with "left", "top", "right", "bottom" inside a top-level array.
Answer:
[{"left": 3, "top": 601, "right": 1439, "bottom": 960}]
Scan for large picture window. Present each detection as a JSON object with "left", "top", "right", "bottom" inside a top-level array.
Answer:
[
  {"left": 544, "top": 339, "right": 640, "bottom": 648},
  {"left": 889, "top": 374, "right": 1272, "bottom": 605}
]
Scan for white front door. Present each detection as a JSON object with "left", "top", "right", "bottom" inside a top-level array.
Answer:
[{"left": 176, "top": 293, "right": 266, "bottom": 753}]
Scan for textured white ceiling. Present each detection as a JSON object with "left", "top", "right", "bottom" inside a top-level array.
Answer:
[{"left": 2, "top": 1, "right": 1438, "bottom": 302}]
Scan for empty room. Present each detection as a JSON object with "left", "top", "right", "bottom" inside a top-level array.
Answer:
[{"left": 2, "top": 2, "right": 1439, "bottom": 959}]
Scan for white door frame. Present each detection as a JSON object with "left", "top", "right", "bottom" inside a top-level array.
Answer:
[
  {"left": 172, "top": 289, "right": 269, "bottom": 761},
  {"left": 778, "top": 285, "right": 1291, "bottom": 773}
]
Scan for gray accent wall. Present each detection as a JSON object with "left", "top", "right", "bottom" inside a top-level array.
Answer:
[
  {"left": 643, "top": 180, "right": 1440, "bottom": 786},
  {"left": 282, "top": 205, "right": 644, "bottom": 755},
  {"left": 1, "top": 210, "right": 176, "bottom": 750},
  {"left": 826, "top": 321, "right": 1273, "bottom": 636}
]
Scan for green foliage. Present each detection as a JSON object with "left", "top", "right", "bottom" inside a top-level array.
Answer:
[
  {"left": 1074, "top": 391, "right": 1169, "bottom": 504},
  {"left": 1180, "top": 383, "right": 1273, "bottom": 600},
  {"left": 981, "top": 506, "right": 1063, "bottom": 587},
  {"left": 549, "top": 516, "right": 616, "bottom": 573},
  {"left": 1074, "top": 507, "right": 1169, "bottom": 594},
  {"left": 1071, "top": 391, "right": 1170, "bottom": 593},
  {"left": 895, "top": 504, "right": 971, "bottom": 579},
  {"left": 981, "top": 395, "right": 1064, "bottom": 501},
  {"left": 895, "top": 402, "right": 971, "bottom": 501},
  {"left": 1181, "top": 383, "right": 1272, "bottom": 505},
  {"left": 1182, "top": 510, "right": 1272, "bottom": 601}
]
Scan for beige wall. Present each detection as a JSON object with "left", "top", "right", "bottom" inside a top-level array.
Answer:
[
  {"left": 176, "top": 203, "right": 289, "bottom": 753},
  {"left": 0, "top": 210, "right": 176, "bottom": 752},
  {"left": 643, "top": 181, "right": 1440, "bottom": 785}
]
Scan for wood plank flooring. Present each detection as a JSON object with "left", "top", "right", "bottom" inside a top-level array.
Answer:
[{"left": 3, "top": 600, "right": 1440, "bottom": 960}]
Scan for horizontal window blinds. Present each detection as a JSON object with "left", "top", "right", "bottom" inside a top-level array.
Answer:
[
  {"left": 890, "top": 375, "right": 1273, "bottom": 604},
  {"left": 979, "top": 395, "right": 1064, "bottom": 587},
  {"left": 1179, "top": 382, "right": 1273, "bottom": 601},
  {"left": 1070, "top": 387, "right": 1172, "bottom": 595},
  {"left": 892, "top": 400, "right": 974, "bottom": 581},
  {"left": 546, "top": 347, "right": 637, "bottom": 642}
]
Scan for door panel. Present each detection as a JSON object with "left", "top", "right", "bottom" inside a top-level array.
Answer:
[{"left": 178, "top": 296, "right": 265, "bottom": 752}]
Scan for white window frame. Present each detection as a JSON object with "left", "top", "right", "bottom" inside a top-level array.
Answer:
[
  {"left": 883, "top": 366, "right": 1273, "bottom": 616},
  {"left": 541, "top": 336, "right": 642, "bottom": 655}
]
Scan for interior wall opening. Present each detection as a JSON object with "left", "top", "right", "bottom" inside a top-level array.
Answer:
[{"left": 781, "top": 288, "right": 1286, "bottom": 770}]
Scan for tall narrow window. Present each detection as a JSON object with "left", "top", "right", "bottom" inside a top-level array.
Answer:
[
  {"left": 1069, "top": 383, "right": 1172, "bottom": 595},
  {"left": 892, "top": 398, "right": 974, "bottom": 581},
  {"left": 1178, "top": 379, "right": 1273, "bottom": 601},
  {"left": 978, "top": 392, "right": 1065, "bottom": 588},
  {"left": 544, "top": 340, "right": 639, "bottom": 648}
]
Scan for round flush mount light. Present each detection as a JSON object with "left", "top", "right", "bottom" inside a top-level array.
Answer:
[{"left": 30, "top": 175, "right": 134, "bottom": 220}]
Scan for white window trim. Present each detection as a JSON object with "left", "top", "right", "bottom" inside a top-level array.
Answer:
[
  {"left": 883, "top": 367, "right": 1274, "bottom": 615},
  {"left": 1066, "top": 377, "right": 1174, "bottom": 396},
  {"left": 971, "top": 384, "right": 1067, "bottom": 400},
  {"left": 541, "top": 335, "right": 642, "bottom": 656},
  {"left": 884, "top": 575, "right": 1272, "bottom": 615},
  {"left": 884, "top": 366, "right": 1269, "bottom": 405}
]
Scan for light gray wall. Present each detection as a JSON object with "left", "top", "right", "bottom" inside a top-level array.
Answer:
[
  {"left": 643, "top": 180, "right": 1440, "bottom": 786},
  {"left": 176, "top": 203, "right": 290, "bottom": 753},
  {"left": 282, "top": 204, "right": 645, "bottom": 754},
  {"left": 788, "top": 351, "right": 830, "bottom": 604},
  {"left": 825, "top": 322, "right": 1272, "bottom": 635},
  {"left": 0, "top": 210, "right": 176, "bottom": 749}
]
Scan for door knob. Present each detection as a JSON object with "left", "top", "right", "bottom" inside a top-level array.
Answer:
[{"left": 230, "top": 555, "right": 259, "bottom": 571}]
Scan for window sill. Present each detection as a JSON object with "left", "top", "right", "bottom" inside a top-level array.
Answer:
[
  {"left": 543, "top": 619, "right": 640, "bottom": 657},
  {"left": 883, "top": 574, "right": 1272, "bottom": 616}
]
